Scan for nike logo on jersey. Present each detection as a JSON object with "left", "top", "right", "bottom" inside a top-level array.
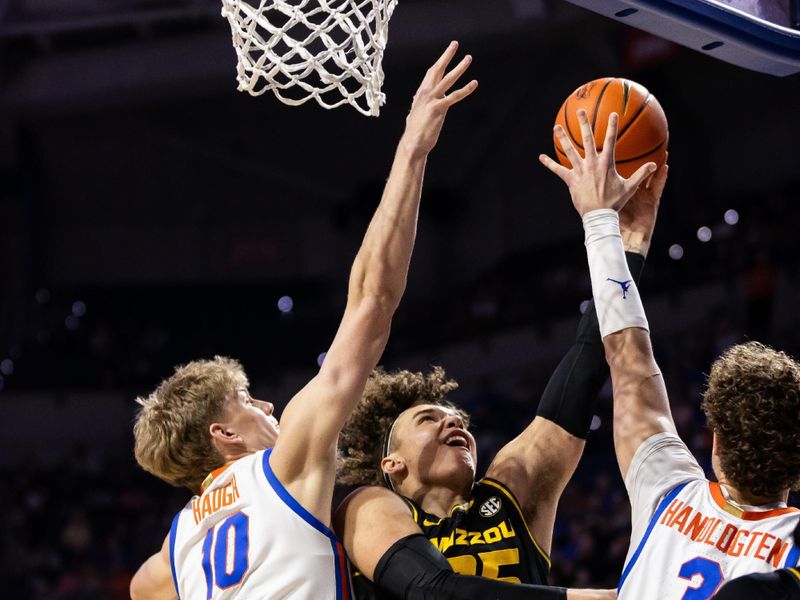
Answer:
[{"left": 607, "top": 278, "right": 633, "bottom": 299}]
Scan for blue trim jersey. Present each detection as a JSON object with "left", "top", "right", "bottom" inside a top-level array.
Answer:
[
  {"left": 168, "top": 449, "right": 352, "bottom": 600},
  {"left": 618, "top": 432, "right": 800, "bottom": 599},
  {"left": 353, "top": 478, "right": 551, "bottom": 599}
]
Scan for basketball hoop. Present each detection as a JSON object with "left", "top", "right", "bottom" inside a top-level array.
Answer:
[{"left": 220, "top": 0, "right": 398, "bottom": 117}]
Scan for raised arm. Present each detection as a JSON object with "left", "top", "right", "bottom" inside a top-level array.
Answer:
[
  {"left": 539, "top": 109, "right": 676, "bottom": 480},
  {"left": 484, "top": 137, "right": 660, "bottom": 553},
  {"left": 335, "top": 487, "right": 614, "bottom": 600},
  {"left": 271, "top": 43, "right": 478, "bottom": 520},
  {"left": 485, "top": 251, "right": 645, "bottom": 554}
]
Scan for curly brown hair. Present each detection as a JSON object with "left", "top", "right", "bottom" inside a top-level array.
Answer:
[
  {"left": 337, "top": 366, "right": 465, "bottom": 487},
  {"left": 133, "top": 356, "right": 249, "bottom": 491},
  {"left": 701, "top": 342, "right": 800, "bottom": 498}
]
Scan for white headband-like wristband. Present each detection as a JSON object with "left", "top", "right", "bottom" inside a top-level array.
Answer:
[{"left": 583, "top": 209, "right": 649, "bottom": 339}]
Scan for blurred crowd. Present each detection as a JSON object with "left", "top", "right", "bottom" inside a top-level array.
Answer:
[{"left": 6, "top": 181, "right": 800, "bottom": 394}]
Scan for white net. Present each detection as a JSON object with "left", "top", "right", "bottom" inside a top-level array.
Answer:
[{"left": 221, "top": 0, "right": 398, "bottom": 117}]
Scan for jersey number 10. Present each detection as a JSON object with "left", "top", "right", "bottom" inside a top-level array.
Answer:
[{"left": 201, "top": 511, "right": 250, "bottom": 599}]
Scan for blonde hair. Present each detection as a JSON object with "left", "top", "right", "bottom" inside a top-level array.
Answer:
[{"left": 133, "top": 356, "right": 249, "bottom": 491}]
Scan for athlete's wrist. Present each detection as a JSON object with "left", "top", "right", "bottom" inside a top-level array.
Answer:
[
  {"left": 583, "top": 210, "right": 649, "bottom": 338},
  {"left": 621, "top": 230, "right": 649, "bottom": 258}
]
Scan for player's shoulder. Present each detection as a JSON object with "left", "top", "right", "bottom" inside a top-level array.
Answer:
[{"left": 335, "top": 486, "right": 416, "bottom": 531}]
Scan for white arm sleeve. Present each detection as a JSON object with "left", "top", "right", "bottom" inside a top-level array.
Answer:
[
  {"left": 583, "top": 209, "right": 649, "bottom": 338},
  {"left": 625, "top": 432, "right": 706, "bottom": 548}
]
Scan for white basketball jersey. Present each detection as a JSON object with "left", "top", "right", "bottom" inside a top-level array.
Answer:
[
  {"left": 619, "top": 433, "right": 800, "bottom": 600},
  {"left": 168, "top": 448, "right": 352, "bottom": 600}
]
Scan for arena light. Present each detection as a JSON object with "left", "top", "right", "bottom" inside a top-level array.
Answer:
[
  {"left": 724, "top": 209, "right": 740, "bottom": 225},
  {"left": 65, "top": 315, "right": 80, "bottom": 331},
  {"left": 317, "top": 352, "right": 327, "bottom": 367},
  {"left": 669, "top": 244, "right": 684, "bottom": 260},
  {"left": 35, "top": 288, "right": 50, "bottom": 305},
  {"left": 0, "top": 359, "right": 13, "bottom": 376},
  {"left": 72, "top": 300, "right": 87, "bottom": 317},
  {"left": 579, "top": 300, "right": 591, "bottom": 314},
  {"left": 277, "top": 295, "right": 294, "bottom": 314},
  {"left": 590, "top": 415, "right": 602, "bottom": 431},
  {"left": 697, "top": 227, "right": 713, "bottom": 242}
]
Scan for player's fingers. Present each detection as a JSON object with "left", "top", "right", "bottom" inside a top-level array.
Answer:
[
  {"left": 435, "top": 54, "right": 473, "bottom": 96},
  {"left": 649, "top": 163, "right": 669, "bottom": 197},
  {"left": 554, "top": 125, "right": 583, "bottom": 168},
  {"left": 427, "top": 41, "right": 459, "bottom": 84},
  {"left": 443, "top": 79, "right": 478, "bottom": 106},
  {"left": 602, "top": 113, "right": 619, "bottom": 165},
  {"left": 624, "top": 162, "right": 658, "bottom": 194},
  {"left": 539, "top": 153, "right": 572, "bottom": 181},
  {"left": 577, "top": 109, "right": 597, "bottom": 159}
]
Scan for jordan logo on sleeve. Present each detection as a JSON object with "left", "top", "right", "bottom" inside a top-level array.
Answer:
[{"left": 607, "top": 278, "right": 633, "bottom": 299}]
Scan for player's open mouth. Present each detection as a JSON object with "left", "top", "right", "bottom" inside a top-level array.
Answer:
[{"left": 444, "top": 432, "right": 470, "bottom": 448}]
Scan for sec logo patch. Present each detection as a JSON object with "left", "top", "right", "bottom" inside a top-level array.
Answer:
[{"left": 479, "top": 496, "right": 502, "bottom": 517}]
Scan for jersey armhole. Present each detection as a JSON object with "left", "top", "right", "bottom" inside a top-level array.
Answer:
[
  {"left": 479, "top": 477, "right": 552, "bottom": 569},
  {"left": 261, "top": 450, "right": 353, "bottom": 600},
  {"left": 617, "top": 481, "right": 689, "bottom": 594},
  {"left": 260, "top": 448, "right": 339, "bottom": 540},
  {"left": 168, "top": 511, "right": 181, "bottom": 600},
  {"left": 400, "top": 496, "right": 420, "bottom": 523}
]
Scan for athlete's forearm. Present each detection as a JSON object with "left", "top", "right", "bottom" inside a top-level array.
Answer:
[
  {"left": 347, "top": 146, "right": 426, "bottom": 312},
  {"left": 347, "top": 44, "right": 475, "bottom": 312},
  {"left": 537, "top": 252, "right": 645, "bottom": 439},
  {"left": 581, "top": 209, "right": 676, "bottom": 476},
  {"left": 714, "top": 569, "right": 800, "bottom": 600},
  {"left": 375, "top": 534, "right": 567, "bottom": 600}
]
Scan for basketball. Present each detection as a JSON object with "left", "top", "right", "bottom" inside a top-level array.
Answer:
[{"left": 554, "top": 78, "right": 669, "bottom": 179}]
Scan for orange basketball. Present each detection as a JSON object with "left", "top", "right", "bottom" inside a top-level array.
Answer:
[{"left": 554, "top": 78, "right": 668, "bottom": 179}]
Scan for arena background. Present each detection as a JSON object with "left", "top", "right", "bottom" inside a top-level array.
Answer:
[{"left": 1, "top": 1, "right": 799, "bottom": 597}]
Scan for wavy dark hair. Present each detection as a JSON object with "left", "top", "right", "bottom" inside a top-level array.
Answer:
[
  {"left": 702, "top": 342, "right": 800, "bottom": 498},
  {"left": 337, "top": 366, "right": 465, "bottom": 487}
]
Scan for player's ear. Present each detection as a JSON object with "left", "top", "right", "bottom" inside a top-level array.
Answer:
[
  {"left": 380, "top": 455, "right": 407, "bottom": 480},
  {"left": 209, "top": 422, "right": 246, "bottom": 456}
]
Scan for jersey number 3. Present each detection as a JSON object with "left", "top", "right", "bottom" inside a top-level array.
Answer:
[
  {"left": 201, "top": 511, "right": 250, "bottom": 599},
  {"left": 678, "top": 556, "right": 723, "bottom": 600}
]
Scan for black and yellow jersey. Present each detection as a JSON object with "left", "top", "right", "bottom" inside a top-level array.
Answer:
[{"left": 353, "top": 477, "right": 551, "bottom": 599}]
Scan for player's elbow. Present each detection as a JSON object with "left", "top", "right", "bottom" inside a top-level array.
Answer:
[
  {"left": 349, "top": 257, "right": 408, "bottom": 312},
  {"left": 356, "top": 280, "right": 405, "bottom": 316},
  {"left": 129, "top": 573, "right": 148, "bottom": 600},
  {"left": 129, "top": 565, "right": 171, "bottom": 600}
]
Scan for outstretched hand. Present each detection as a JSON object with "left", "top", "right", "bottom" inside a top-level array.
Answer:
[
  {"left": 402, "top": 41, "right": 478, "bottom": 159},
  {"left": 539, "top": 109, "right": 656, "bottom": 217}
]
